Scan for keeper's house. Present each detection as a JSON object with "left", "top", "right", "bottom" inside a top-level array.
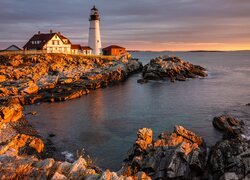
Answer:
[{"left": 23, "top": 30, "right": 92, "bottom": 54}]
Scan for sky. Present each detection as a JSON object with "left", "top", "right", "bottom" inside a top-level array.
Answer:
[{"left": 0, "top": 0, "right": 250, "bottom": 51}]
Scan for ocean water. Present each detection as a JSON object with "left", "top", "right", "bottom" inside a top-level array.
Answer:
[{"left": 25, "top": 51, "right": 250, "bottom": 170}]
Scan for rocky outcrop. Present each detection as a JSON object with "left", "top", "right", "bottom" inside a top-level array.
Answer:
[
  {"left": 0, "top": 53, "right": 145, "bottom": 179},
  {"left": 0, "top": 98, "right": 44, "bottom": 158},
  {"left": 0, "top": 54, "right": 143, "bottom": 104},
  {"left": 1, "top": 102, "right": 249, "bottom": 180},
  {"left": 119, "top": 126, "right": 206, "bottom": 179},
  {"left": 139, "top": 55, "right": 207, "bottom": 82},
  {"left": 0, "top": 155, "right": 96, "bottom": 179},
  {"left": 209, "top": 115, "right": 250, "bottom": 180}
]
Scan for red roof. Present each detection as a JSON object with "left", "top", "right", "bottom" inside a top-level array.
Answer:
[
  {"left": 103, "top": 45, "right": 126, "bottom": 50},
  {"left": 71, "top": 44, "right": 81, "bottom": 50},
  {"left": 81, "top": 46, "right": 92, "bottom": 50},
  {"left": 23, "top": 32, "right": 71, "bottom": 50}
]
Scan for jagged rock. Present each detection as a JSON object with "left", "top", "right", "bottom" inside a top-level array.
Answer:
[
  {"left": 21, "top": 83, "right": 39, "bottom": 95},
  {"left": 142, "top": 55, "right": 207, "bottom": 82},
  {"left": 209, "top": 115, "right": 250, "bottom": 180},
  {"left": 135, "top": 171, "right": 151, "bottom": 180},
  {"left": 0, "top": 134, "right": 44, "bottom": 156},
  {"left": 29, "top": 138, "right": 44, "bottom": 153},
  {"left": 0, "top": 100, "right": 23, "bottom": 122},
  {"left": 208, "top": 137, "right": 250, "bottom": 180},
  {"left": 51, "top": 172, "right": 67, "bottom": 180},
  {"left": 56, "top": 161, "right": 72, "bottom": 175},
  {"left": 121, "top": 126, "right": 206, "bottom": 179},
  {"left": 0, "top": 54, "right": 142, "bottom": 104},
  {"left": 34, "top": 158, "right": 55, "bottom": 170},
  {"left": 37, "top": 75, "right": 59, "bottom": 90},
  {"left": 136, "top": 128, "right": 153, "bottom": 150},
  {"left": 68, "top": 157, "right": 87, "bottom": 179}
]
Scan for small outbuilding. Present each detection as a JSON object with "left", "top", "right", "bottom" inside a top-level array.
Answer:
[
  {"left": 102, "top": 45, "right": 126, "bottom": 56},
  {"left": 81, "top": 46, "right": 92, "bottom": 55},
  {"left": 5, "top": 45, "right": 22, "bottom": 51},
  {"left": 71, "top": 44, "right": 82, "bottom": 54},
  {"left": 71, "top": 45, "right": 92, "bottom": 55}
]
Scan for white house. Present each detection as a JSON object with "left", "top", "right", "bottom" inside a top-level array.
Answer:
[
  {"left": 24, "top": 30, "right": 92, "bottom": 55},
  {"left": 23, "top": 30, "right": 71, "bottom": 53}
]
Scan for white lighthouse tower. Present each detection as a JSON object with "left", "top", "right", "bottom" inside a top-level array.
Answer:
[{"left": 88, "top": 6, "right": 102, "bottom": 55}]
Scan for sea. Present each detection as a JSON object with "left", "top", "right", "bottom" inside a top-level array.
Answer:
[{"left": 25, "top": 51, "right": 250, "bottom": 170}]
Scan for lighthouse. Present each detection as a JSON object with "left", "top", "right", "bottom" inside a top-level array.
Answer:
[{"left": 88, "top": 6, "right": 102, "bottom": 55}]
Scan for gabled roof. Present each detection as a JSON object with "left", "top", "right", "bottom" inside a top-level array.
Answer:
[
  {"left": 58, "top": 34, "right": 71, "bottom": 44},
  {"left": 23, "top": 32, "right": 71, "bottom": 49},
  {"left": 81, "top": 46, "right": 92, "bottom": 50},
  {"left": 103, "top": 45, "right": 126, "bottom": 50},
  {"left": 5, "top": 45, "right": 22, "bottom": 50},
  {"left": 71, "top": 44, "right": 82, "bottom": 50}
]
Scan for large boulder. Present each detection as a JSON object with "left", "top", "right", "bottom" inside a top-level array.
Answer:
[
  {"left": 213, "top": 115, "right": 245, "bottom": 138},
  {"left": 119, "top": 126, "right": 206, "bottom": 179},
  {"left": 209, "top": 116, "right": 250, "bottom": 180},
  {"left": 208, "top": 137, "right": 250, "bottom": 180},
  {"left": 141, "top": 55, "right": 207, "bottom": 82}
]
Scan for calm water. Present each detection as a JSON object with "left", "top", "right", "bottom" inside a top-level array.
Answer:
[{"left": 25, "top": 51, "right": 250, "bottom": 170}]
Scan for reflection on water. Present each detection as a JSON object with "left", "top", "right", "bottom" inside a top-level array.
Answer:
[{"left": 25, "top": 51, "right": 250, "bottom": 170}]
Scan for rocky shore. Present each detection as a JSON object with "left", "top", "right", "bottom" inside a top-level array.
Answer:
[
  {"left": 138, "top": 55, "right": 207, "bottom": 83},
  {"left": 0, "top": 54, "right": 143, "bottom": 104},
  {"left": 1, "top": 99, "right": 249, "bottom": 179},
  {"left": 1, "top": 54, "right": 249, "bottom": 179}
]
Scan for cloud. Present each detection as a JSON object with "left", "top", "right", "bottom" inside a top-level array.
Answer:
[{"left": 0, "top": 0, "right": 250, "bottom": 50}]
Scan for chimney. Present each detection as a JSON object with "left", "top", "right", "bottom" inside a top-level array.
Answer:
[
  {"left": 38, "top": 31, "right": 41, "bottom": 35},
  {"left": 57, "top": 32, "right": 61, "bottom": 35},
  {"left": 50, "top": 29, "right": 53, "bottom": 34}
]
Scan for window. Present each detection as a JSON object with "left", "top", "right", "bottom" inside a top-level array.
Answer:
[
  {"left": 55, "top": 35, "right": 57, "bottom": 39},
  {"left": 52, "top": 41, "right": 55, "bottom": 45}
]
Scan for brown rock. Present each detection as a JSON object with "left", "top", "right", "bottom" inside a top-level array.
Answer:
[
  {"left": 0, "top": 75, "right": 6, "bottom": 82},
  {"left": 174, "top": 125, "right": 203, "bottom": 145},
  {"left": 29, "top": 138, "right": 44, "bottom": 153},
  {"left": 213, "top": 115, "right": 244, "bottom": 137},
  {"left": 22, "top": 84, "right": 39, "bottom": 95},
  {"left": 136, "top": 128, "right": 153, "bottom": 150},
  {"left": 135, "top": 171, "right": 152, "bottom": 180}
]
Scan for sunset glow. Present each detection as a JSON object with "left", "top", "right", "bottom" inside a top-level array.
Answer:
[{"left": 1, "top": 0, "right": 250, "bottom": 51}]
